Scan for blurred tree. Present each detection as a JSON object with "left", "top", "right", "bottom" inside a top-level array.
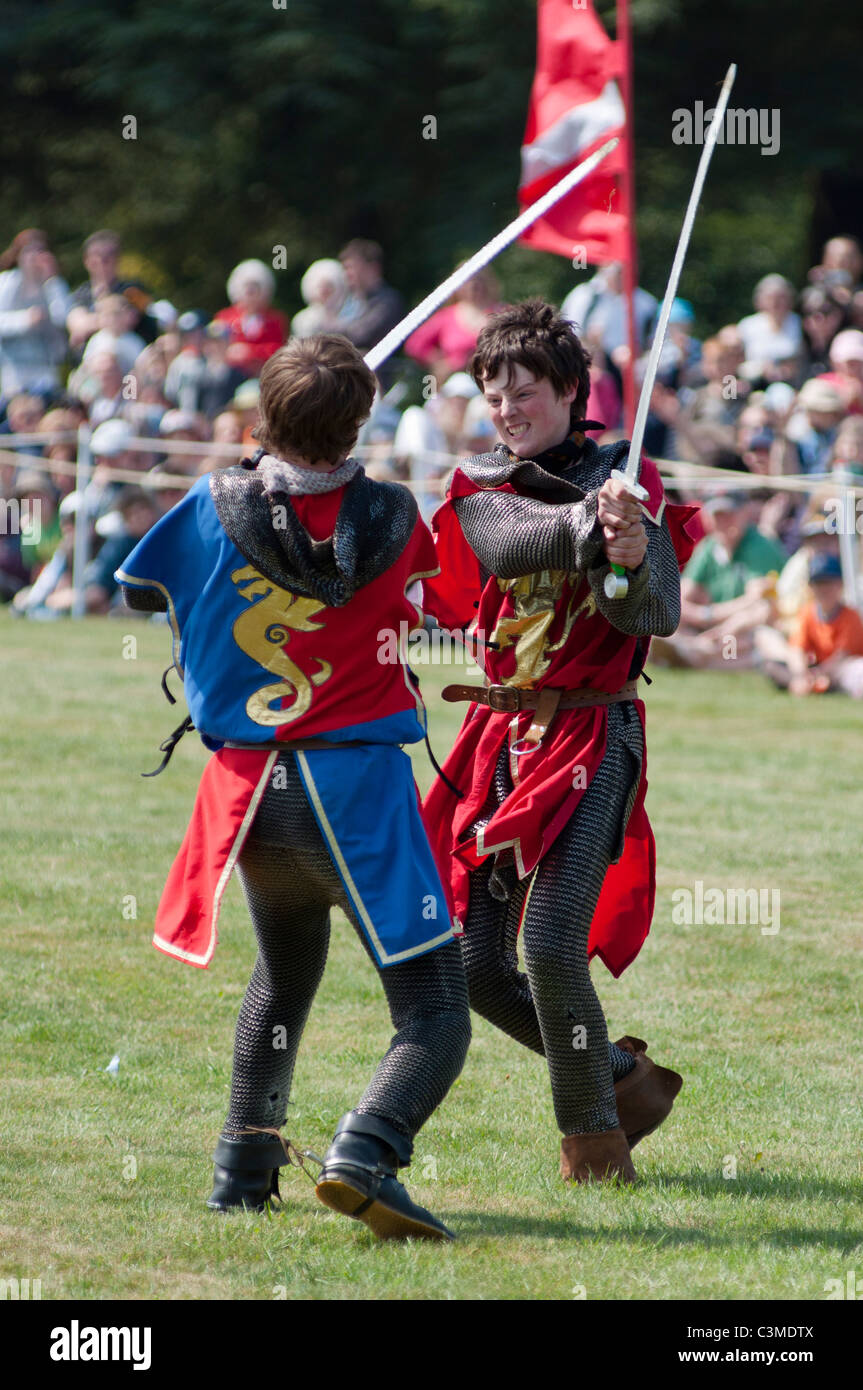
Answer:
[{"left": 0, "top": 0, "right": 859, "bottom": 336}]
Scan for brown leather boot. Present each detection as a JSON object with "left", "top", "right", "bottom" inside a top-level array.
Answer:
[
  {"left": 613, "top": 1036, "right": 683, "bottom": 1148},
  {"left": 560, "top": 1127, "right": 637, "bottom": 1184}
]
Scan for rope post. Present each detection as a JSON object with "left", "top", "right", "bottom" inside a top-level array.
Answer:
[
  {"left": 71, "top": 423, "right": 92, "bottom": 619},
  {"left": 835, "top": 467, "right": 861, "bottom": 612}
]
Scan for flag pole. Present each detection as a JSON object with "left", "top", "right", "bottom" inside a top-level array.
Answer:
[{"left": 618, "top": 0, "right": 638, "bottom": 434}]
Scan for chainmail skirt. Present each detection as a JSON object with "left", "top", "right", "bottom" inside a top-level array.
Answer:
[
  {"left": 221, "top": 751, "right": 470, "bottom": 1147},
  {"left": 460, "top": 701, "right": 643, "bottom": 1135}
]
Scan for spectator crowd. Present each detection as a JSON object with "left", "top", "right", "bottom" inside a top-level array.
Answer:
[{"left": 2, "top": 221, "right": 863, "bottom": 700}]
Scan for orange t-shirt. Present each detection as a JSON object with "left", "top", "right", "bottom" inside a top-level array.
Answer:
[{"left": 791, "top": 602, "right": 863, "bottom": 664}]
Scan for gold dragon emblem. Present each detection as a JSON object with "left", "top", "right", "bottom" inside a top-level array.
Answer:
[
  {"left": 490, "top": 568, "right": 596, "bottom": 688},
  {"left": 231, "top": 565, "right": 333, "bottom": 726}
]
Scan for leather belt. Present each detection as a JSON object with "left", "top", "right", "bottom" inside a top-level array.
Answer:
[{"left": 440, "top": 680, "right": 639, "bottom": 750}]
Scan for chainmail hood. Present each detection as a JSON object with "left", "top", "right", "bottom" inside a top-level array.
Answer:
[
  {"left": 210, "top": 460, "right": 417, "bottom": 607},
  {"left": 460, "top": 429, "right": 630, "bottom": 501}
]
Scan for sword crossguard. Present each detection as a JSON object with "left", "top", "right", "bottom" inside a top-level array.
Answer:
[{"left": 604, "top": 469, "right": 649, "bottom": 599}]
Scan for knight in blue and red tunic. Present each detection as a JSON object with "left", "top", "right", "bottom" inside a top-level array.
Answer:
[
  {"left": 421, "top": 300, "right": 699, "bottom": 1184},
  {"left": 117, "top": 334, "right": 469, "bottom": 1240}
]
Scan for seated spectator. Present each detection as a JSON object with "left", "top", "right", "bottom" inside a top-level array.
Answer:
[
  {"left": 585, "top": 341, "right": 622, "bottom": 435},
  {"left": 37, "top": 407, "right": 80, "bottom": 497},
  {"left": 196, "top": 321, "right": 247, "bottom": 417},
  {"left": 0, "top": 393, "right": 46, "bottom": 465},
  {"left": 561, "top": 261, "right": 657, "bottom": 366},
  {"left": 650, "top": 491, "right": 787, "bottom": 667},
  {"left": 799, "top": 285, "right": 847, "bottom": 375},
  {"left": 66, "top": 230, "right": 156, "bottom": 357},
  {"left": 817, "top": 328, "right": 863, "bottom": 414},
  {"left": 164, "top": 310, "right": 209, "bottom": 411},
  {"left": 683, "top": 492, "right": 787, "bottom": 610},
  {"left": 14, "top": 469, "right": 61, "bottom": 577},
  {"left": 230, "top": 378, "right": 261, "bottom": 451},
  {"left": 808, "top": 235, "right": 863, "bottom": 302},
  {"left": 213, "top": 260, "right": 288, "bottom": 373},
  {"left": 83, "top": 418, "right": 143, "bottom": 519},
  {"left": 79, "top": 352, "right": 127, "bottom": 427},
  {"left": 74, "top": 486, "right": 162, "bottom": 615},
  {"left": 830, "top": 415, "right": 863, "bottom": 476},
  {"left": 81, "top": 293, "right": 146, "bottom": 373},
  {"left": 156, "top": 409, "right": 208, "bottom": 484},
  {"left": 291, "top": 259, "right": 346, "bottom": 338},
  {"left": 11, "top": 490, "right": 80, "bottom": 618},
  {"left": 785, "top": 378, "right": 846, "bottom": 474},
  {"left": 737, "top": 274, "right": 803, "bottom": 385},
  {"left": 404, "top": 268, "right": 500, "bottom": 380},
  {"left": 392, "top": 371, "right": 480, "bottom": 521},
  {"left": 0, "top": 229, "right": 70, "bottom": 403},
  {"left": 762, "top": 554, "right": 863, "bottom": 696},
  {"left": 656, "top": 298, "right": 701, "bottom": 389},
  {"left": 461, "top": 391, "right": 497, "bottom": 454},
  {"left": 0, "top": 482, "right": 32, "bottom": 600},
  {"left": 196, "top": 409, "right": 243, "bottom": 475},
  {"left": 334, "top": 240, "right": 406, "bottom": 382},
  {"left": 662, "top": 336, "right": 748, "bottom": 463}
]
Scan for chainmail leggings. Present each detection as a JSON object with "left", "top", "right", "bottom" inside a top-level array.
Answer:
[
  {"left": 461, "top": 702, "right": 643, "bottom": 1135},
  {"left": 221, "top": 752, "right": 471, "bottom": 1148}
]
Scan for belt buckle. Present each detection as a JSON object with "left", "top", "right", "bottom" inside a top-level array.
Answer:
[{"left": 486, "top": 684, "right": 520, "bottom": 713}]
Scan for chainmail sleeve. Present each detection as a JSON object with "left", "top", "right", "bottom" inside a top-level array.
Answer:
[
  {"left": 451, "top": 487, "right": 604, "bottom": 579},
  {"left": 586, "top": 509, "right": 681, "bottom": 637},
  {"left": 121, "top": 584, "right": 167, "bottom": 613}
]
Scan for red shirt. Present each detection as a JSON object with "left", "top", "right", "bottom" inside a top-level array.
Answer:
[{"left": 214, "top": 305, "right": 288, "bottom": 367}]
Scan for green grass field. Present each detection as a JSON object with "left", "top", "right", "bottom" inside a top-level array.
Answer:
[{"left": 1, "top": 610, "right": 861, "bottom": 1302}]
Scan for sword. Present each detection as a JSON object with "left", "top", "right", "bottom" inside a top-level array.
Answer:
[
  {"left": 604, "top": 62, "right": 737, "bottom": 599},
  {"left": 364, "top": 136, "right": 619, "bottom": 374}
]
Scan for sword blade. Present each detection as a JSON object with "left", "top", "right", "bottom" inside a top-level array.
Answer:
[
  {"left": 364, "top": 136, "right": 620, "bottom": 374},
  {"left": 622, "top": 63, "right": 737, "bottom": 486}
]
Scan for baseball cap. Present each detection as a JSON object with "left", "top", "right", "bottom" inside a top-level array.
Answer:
[
  {"left": 797, "top": 378, "right": 844, "bottom": 412},
  {"left": 177, "top": 310, "right": 208, "bottom": 333},
  {"left": 159, "top": 410, "right": 200, "bottom": 436},
  {"left": 809, "top": 552, "right": 843, "bottom": 583},
  {"left": 704, "top": 491, "right": 747, "bottom": 514},
  {"left": 829, "top": 329, "right": 863, "bottom": 365},
  {"left": 90, "top": 418, "right": 132, "bottom": 456}
]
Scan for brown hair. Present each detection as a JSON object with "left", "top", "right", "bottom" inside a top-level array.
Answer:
[
  {"left": 83, "top": 229, "right": 121, "bottom": 256},
  {"left": 0, "top": 228, "right": 48, "bottom": 271},
  {"left": 255, "top": 335, "right": 376, "bottom": 464},
  {"left": 469, "top": 298, "right": 593, "bottom": 422},
  {"left": 339, "top": 238, "right": 383, "bottom": 266}
]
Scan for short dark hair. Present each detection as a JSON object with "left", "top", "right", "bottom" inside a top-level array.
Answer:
[
  {"left": 255, "top": 335, "right": 376, "bottom": 464},
  {"left": 469, "top": 298, "right": 592, "bottom": 422},
  {"left": 83, "top": 229, "right": 121, "bottom": 255},
  {"left": 116, "top": 486, "right": 158, "bottom": 515},
  {"left": 339, "top": 238, "right": 383, "bottom": 266}
]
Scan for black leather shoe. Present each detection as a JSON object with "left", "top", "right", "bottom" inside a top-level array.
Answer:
[
  {"left": 206, "top": 1164, "right": 279, "bottom": 1212},
  {"left": 206, "top": 1135, "right": 287, "bottom": 1213},
  {"left": 315, "top": 1111, "right": 454, "bottom": 1242}
]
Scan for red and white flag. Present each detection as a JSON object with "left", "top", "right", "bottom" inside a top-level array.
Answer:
[{"left": 518, "top": 0, "right": 629, "bottom": 264}]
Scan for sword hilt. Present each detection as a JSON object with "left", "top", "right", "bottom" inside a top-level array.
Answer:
[{"left": 603, "top": 469, "right": 649, "bottom": 600}]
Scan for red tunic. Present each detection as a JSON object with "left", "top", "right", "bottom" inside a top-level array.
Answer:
[{"left": 422, "top": 455, "right": 699, "bottom": 977}]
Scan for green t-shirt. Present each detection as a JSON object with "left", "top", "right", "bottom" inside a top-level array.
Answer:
[{"left": 684, "top": 525, "right": 786, "bottom": 603}]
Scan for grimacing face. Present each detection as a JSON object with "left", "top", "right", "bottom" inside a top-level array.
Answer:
[{"left": 481, "top": 363, "right": 577, "bottom": 459}]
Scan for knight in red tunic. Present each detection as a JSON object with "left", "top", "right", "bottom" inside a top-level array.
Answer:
[{"left": 422, "top": 300, "right": 699, "bottom": 1183}]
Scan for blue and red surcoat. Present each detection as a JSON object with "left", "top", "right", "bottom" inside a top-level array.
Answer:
[{"left": 117, "top": 472, "right": 455, "bottom": 969}]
